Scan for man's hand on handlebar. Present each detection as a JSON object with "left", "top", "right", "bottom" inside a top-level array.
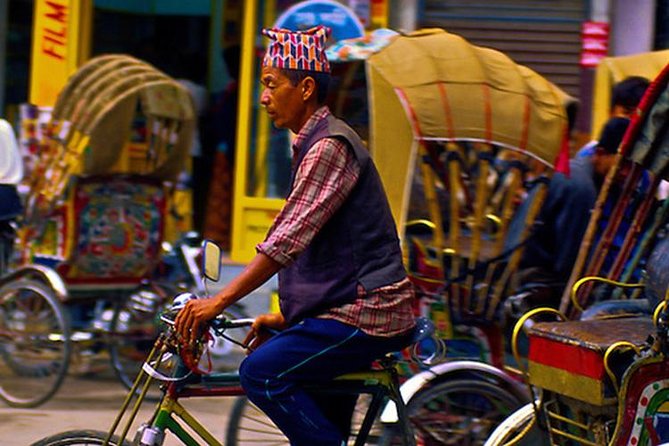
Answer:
[
  {"left": 174, "top": 297, "right": 225, "bottom": 344},
  {"left": 243, "top": 313, "right": 287, "bottom": 353}
]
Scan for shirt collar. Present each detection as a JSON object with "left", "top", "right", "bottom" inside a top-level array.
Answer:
[{"left": 292, "top": 106, "right": 331, "bottom": 156}]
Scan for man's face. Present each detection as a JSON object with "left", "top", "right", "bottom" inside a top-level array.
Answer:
[
  {"left": 593, "top": 149, "right": 618, "bottom": 179},
  {"left": 260, "top": 66, "right": 305, "bottom": 132}
]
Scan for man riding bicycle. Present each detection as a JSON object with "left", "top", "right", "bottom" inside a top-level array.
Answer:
[{"left": 175, "top": 25, "right": 416, "bottom": 446}]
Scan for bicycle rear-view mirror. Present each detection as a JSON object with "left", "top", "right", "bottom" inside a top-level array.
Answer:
[{"left": 202, "top": 240, "right": 221, "bottom": 282}]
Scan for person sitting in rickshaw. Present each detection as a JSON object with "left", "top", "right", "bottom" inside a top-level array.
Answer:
[
  {"left": 507, "top": 116, "right": 632, "bottom": 310},
  {"left": 0, "top": 118, "right": 23, "bottom": 273},
  {"left": 576, "top": 76, "right": 649, "bottom": 158}
]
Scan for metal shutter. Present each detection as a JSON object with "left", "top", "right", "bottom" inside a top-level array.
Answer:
[{"left": 420, "top": 1, "right": 588, "bottom": 97}]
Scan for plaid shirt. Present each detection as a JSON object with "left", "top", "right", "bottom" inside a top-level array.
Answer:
[{"left": 257, "top": 107, "right": 415, "bottom": 336}]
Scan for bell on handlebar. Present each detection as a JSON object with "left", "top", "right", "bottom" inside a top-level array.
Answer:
[
  {"left": 172, "top": 292, "right": 196, "bottom": 311},
  {"left": 159, "top": 292, "right": 196, "bottom": 326},
  {"left": 182, "top": 231, "right": 202, "bottom": 247}
]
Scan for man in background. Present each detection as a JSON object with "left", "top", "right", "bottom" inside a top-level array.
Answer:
[
  {"left": 0, "top": 118, "right": 24, "bottom": 272},
  {"left": 507, "top": 116, "right": 631, "bottom": 310},
  {"left": 577, "top": 76, "right": 649, "bottom": 158}
]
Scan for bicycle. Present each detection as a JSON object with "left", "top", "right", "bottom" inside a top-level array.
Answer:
[
  {"left": 104, "top": 232, "right": 250, "bottom": 399},
  {"left": 31, "top": 240, "right": 437, "bottom": 446}
]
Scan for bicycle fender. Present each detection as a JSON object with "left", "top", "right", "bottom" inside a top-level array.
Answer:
[
  {"left": 380, "top": 360, "right": 529, "bottom": 423},
  {"left": 0, "top": 264, "right": 68, "bottom": 302}
]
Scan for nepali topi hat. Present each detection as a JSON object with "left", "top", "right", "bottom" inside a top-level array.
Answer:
[{"left": 262, "top": 25, "right": 331, "bottom": 73}]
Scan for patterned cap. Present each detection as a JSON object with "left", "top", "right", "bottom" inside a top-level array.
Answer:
[{"left": 262, "top": 26, "right": 331, "bottom": 73}]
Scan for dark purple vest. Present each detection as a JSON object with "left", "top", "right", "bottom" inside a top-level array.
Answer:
[{"left": 278, "top": 114, "right": 407, "bottom": 325}]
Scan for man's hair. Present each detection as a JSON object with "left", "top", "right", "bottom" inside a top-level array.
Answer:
[
  {"left": 282, "top": 69, "right": 331, "bottom": 104},
  {"left": 611, "top": 76, "right": 650, "bottom": 111},
  {"left": 598, "top": 117, "right": 630, "bottom": 154}
]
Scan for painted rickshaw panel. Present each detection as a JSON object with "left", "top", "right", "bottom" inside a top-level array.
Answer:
[{"left": 22, "top": 55, "right": 195, "bottom": 289}]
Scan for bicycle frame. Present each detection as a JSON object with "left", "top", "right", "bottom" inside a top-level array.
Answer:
[
  {"left": 103, "top": 320, "right": 416, "bottom": 446},
  {"left": 134, "top": 373, "right": 244, "bottom": 446}
]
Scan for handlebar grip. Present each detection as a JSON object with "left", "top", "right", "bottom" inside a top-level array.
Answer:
[{"left": 210, "top": 317, "right": 255, "bottom": 330}]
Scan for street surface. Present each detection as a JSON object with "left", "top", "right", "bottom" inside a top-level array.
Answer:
[
  {"left": 1, "top": 369, "right": 236, "bottom": 445},
  {"left": 1, "top": 264, "right": 276, "bottom": 446}
]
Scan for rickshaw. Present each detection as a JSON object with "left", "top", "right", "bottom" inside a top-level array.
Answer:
[
  {"left": 0, "top": 54, "right": 198, "bottom": 407},
  {"left": 485, "top": 62, "right": 669, "bottom": 446},
  {"left": 227, "top": 28, "right": 574, "bottom": 445},
  {"left": 0, "top": 114, "right": 70, "bottom": 409}
]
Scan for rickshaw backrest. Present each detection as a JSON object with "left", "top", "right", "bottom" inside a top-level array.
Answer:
[
  {"left": 34, "top": 175, "right": 167, "bottom": 291},
  {"left": 361, "top": 30, "right": 571, "bottom": 326},
  {"left": 527, "top": 317, "right": 653, "bottom": 406},
  {"left": 404, "top": 141, "right": 553, "bottom": 325},
  {"left": 561, "top": 62, "right": 669, "bottom": 316},
  {"left": 20, "top": 54, "right": 194, "bottom": 293}
]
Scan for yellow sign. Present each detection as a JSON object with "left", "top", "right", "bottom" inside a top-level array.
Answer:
[{"left": 29, "top": 0, "right": 91, "bottom": 106}]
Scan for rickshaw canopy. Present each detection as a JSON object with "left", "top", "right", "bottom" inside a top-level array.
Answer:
[
  {"left": 360, "top": 28, "right": 571, "bottom": 229},
  {"left": 50, "top": 54, "right": 195, "bottom": 182},
  {"left": 25, "top": 54, "right": 195, "bottom": 221},
  {"left": 591, "top": 49, "right": 669, "bottom": 137}
]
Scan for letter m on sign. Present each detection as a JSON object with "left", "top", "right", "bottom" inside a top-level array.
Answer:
[{"left": 45, "top": 1, "right": 67, "bottom": 22}]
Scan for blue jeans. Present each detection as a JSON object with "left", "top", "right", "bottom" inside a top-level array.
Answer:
[{"left": 239, "top": 318, "right": 413, "bottom": 446}]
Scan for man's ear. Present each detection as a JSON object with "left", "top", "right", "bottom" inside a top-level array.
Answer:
[{"left": 302, "top": 76, "right": 317, "bottom": 102}]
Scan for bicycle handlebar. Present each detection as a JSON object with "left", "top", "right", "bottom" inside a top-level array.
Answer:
[
  {"left": 211, "top": 317, "right": 255, "bottom": 330},
  {"left": 159, "top": 309, "right": 254, "bottom": 331},
  {"left": 161, "top": 293, "right": 444, "bottom": 366}
]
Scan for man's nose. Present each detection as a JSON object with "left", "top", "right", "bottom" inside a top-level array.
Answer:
[{"left": 260, "top": 88, "right": 270, "bottom": 105}]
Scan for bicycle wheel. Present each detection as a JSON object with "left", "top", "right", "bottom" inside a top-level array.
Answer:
[
  {"left": 484, "top": 402, "right": 548, "bottom": 446},
  {"left": 0, "top": 279, "right": 71, "bottom": 408},
  {"left": 379, "top": 379, "right": 525, "bottom": 446},
  {"left": 226, "top": 397, "right": 288, "bottom": 446},
  {"left": 226, "top": 394, "right": 384, "bottom": 446},
  {"left": 30, "top": 429, "right": 131, "bottom": 446}
]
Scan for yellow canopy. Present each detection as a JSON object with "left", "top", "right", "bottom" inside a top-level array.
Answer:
[
  {"left": 24, "top": 54, "right": 195, "bottom": 222},
  {"left": 366, "top": 29, "right": 570, "bottom": 229},
  {"left": 592, "top": 50, "right": 669, "bottom": 137}
]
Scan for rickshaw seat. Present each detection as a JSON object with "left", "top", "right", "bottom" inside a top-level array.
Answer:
[
  {"left": 579, "top": 298, "right": 652, "bottom": 320},
  {"left": 527, "top": 317, "right": 653, "bottom": 406},
  {"left": 36, "top": 175, "right": 167, "bottom": 292}
]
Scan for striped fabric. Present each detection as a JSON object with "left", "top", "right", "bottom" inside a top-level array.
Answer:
[{"left": 262, "top": 26, "right": 331, "bottom": 73}]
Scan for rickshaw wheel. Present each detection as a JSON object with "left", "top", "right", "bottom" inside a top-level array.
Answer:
[
  {"left": 0, "top": 279, "right": 71, "bottom": 408},
  {"left": 107, "top": 286, "right": 168, "bottom": 400},
  {"left": 484, "top": 402, "right": 548, "bottom": 446},
  {"left": 380, "top": 379, "right": 523, "bottom": 446}
]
